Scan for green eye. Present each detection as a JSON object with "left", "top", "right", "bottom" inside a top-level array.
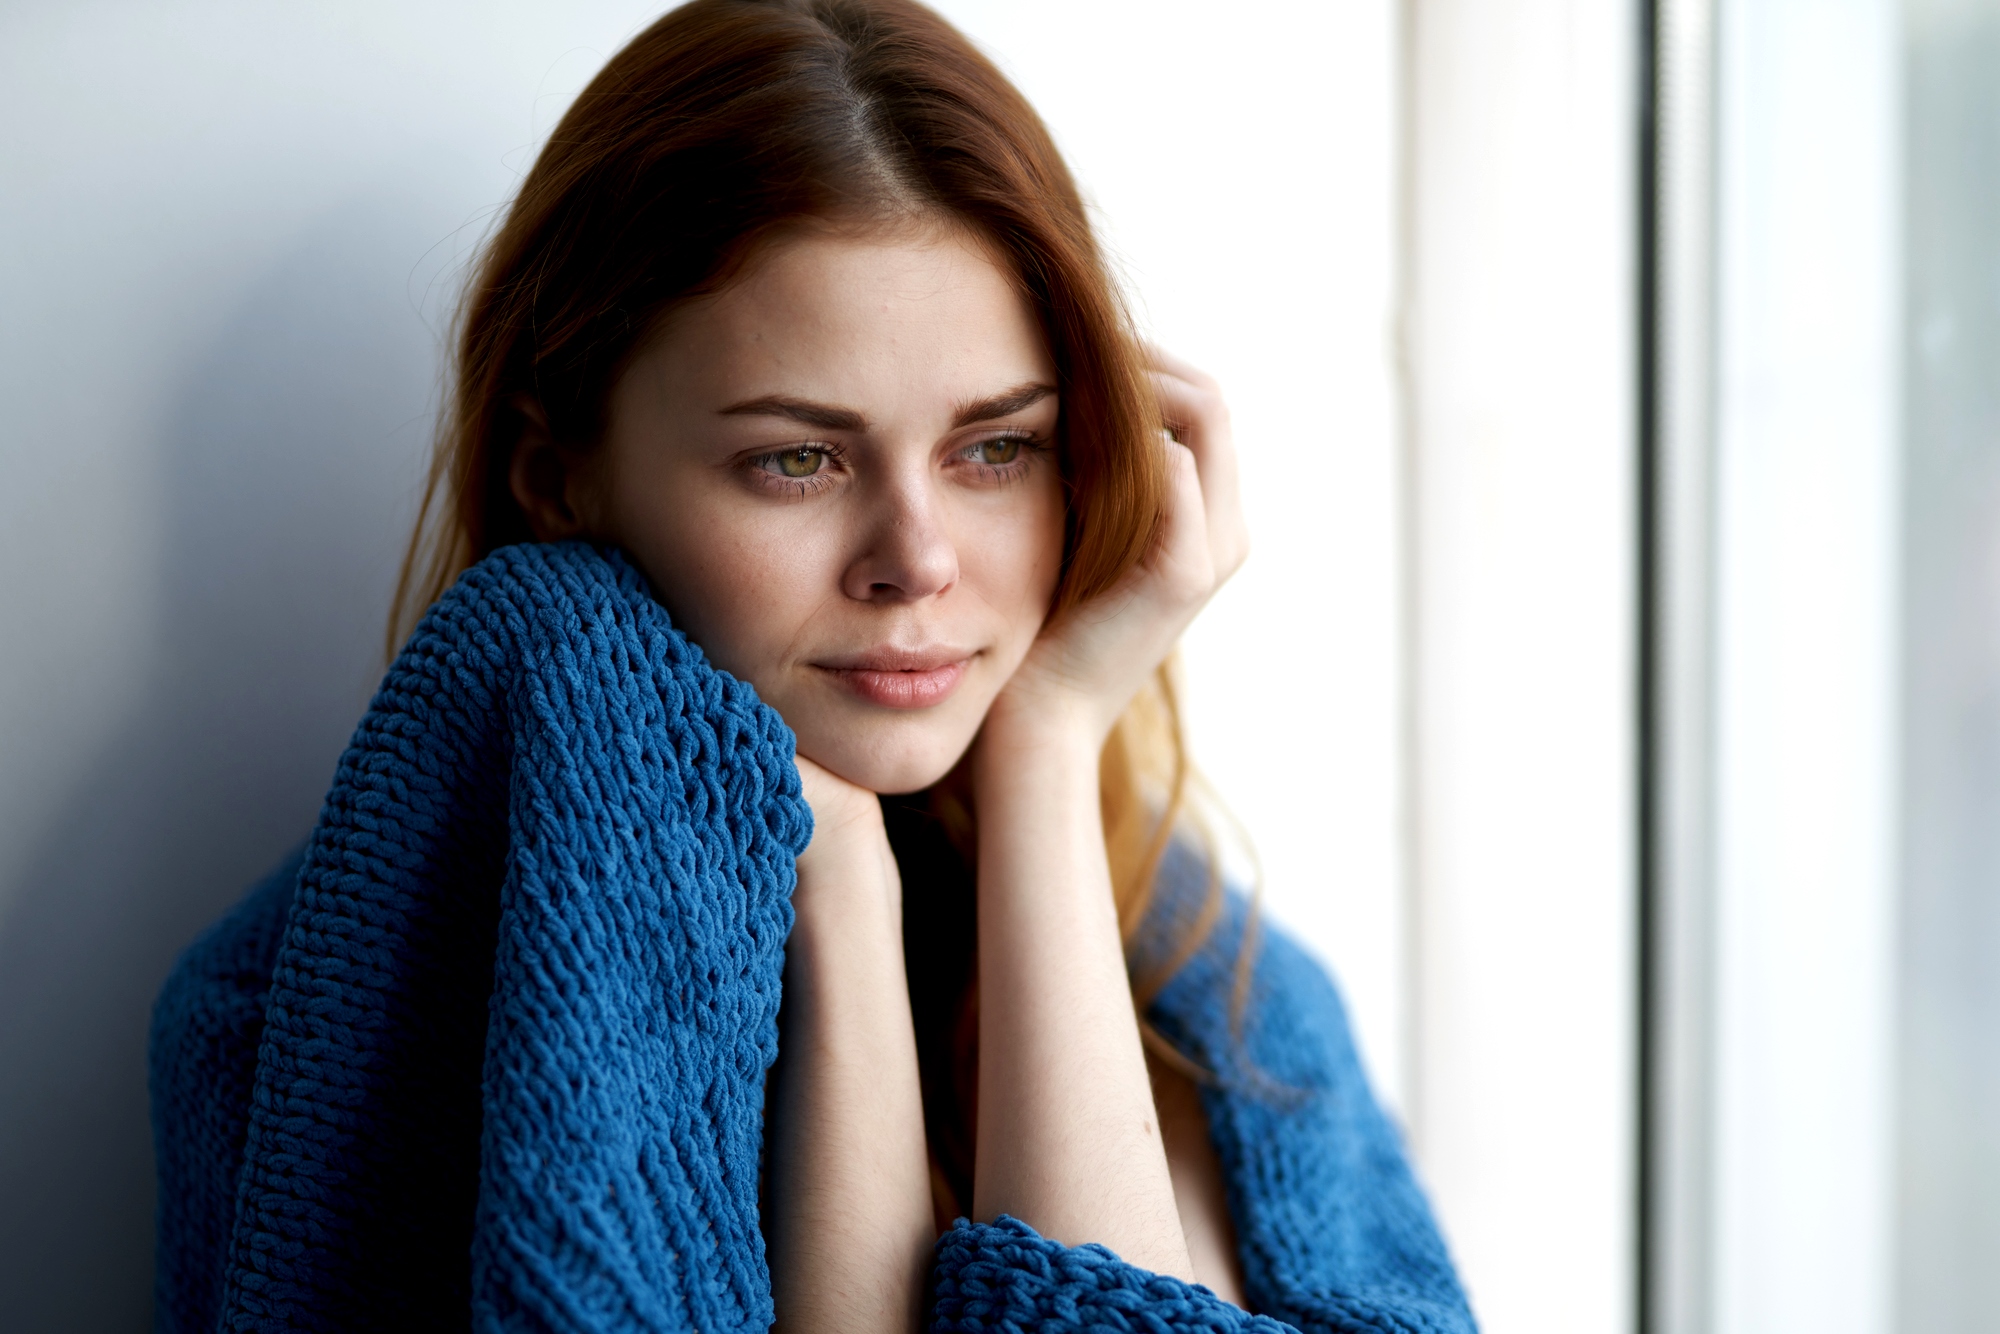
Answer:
[
  {"left": 773, "top": 448, "right": 824, "bottom": 478},
  {"left": 973, "top": 437, "right": 1024, "bottom": 465}
]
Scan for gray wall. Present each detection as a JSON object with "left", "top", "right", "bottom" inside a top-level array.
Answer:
[{"left": 0, "top": 6, "right": 666, "bottom": 1325}]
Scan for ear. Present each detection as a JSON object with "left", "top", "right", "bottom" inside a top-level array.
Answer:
[{"left": 507, "top": 397, "right": 593, "bottom": 540}]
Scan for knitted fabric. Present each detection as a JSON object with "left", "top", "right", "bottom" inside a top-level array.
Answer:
[
  {"left": 1142, "top": 879, "right": 1476, "bottom": 1334},
  {"left": 150, "top": 540, "right": 1475, "bottom": 1334}
]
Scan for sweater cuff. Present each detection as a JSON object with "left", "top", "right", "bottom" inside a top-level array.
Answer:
[{"left": 928, "top": 1215, "right": 1294, "bottom": 1333}]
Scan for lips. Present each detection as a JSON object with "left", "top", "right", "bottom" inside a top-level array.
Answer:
[{"left": 814, "top": 647, "right": 973, "bottom": 709}]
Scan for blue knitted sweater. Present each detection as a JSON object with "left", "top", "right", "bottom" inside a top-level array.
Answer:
[{"left": 149, "top": 542, "right": 1475, "bottom": 1333}]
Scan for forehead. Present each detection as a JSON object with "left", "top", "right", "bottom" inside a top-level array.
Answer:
[{"left": 643, "top": 222, "right": 1055, "bottom": 408}]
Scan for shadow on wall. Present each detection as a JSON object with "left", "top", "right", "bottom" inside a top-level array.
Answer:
[{"left": 0, "top": 205, "right": 445, "bottom": 1332}]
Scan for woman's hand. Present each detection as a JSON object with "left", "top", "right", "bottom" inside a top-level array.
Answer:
[
  {"left": 791, "top": 752, "right": 895, "bottom": 890},
  {"left": 985, "top": 347, "right": 1248, "bottom": 749}
]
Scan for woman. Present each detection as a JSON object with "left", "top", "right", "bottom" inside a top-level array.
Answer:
[{"left": 150, "top": 1, "right": 1473, "bottom": 1331}]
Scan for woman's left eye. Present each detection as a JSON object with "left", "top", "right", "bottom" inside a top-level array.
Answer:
[{"left": 965, "top": 436, "right": 1026, "bottom": 466}]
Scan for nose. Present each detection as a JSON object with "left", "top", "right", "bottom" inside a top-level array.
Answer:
[{"left": 840, "top": 469, "right": 959, "bottom": 604}]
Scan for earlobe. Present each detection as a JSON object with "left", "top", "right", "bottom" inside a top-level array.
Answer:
[{"left": 507, "top": 396, "right": 589, "bottom": 540}]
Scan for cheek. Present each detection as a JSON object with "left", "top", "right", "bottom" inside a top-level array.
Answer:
[{"left": 959, "top": 477, "right": 1066, "bottom": 645}]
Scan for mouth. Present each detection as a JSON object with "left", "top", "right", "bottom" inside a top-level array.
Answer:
[{"left": 812, "top": 647, "right": 974, "bottom": 710}]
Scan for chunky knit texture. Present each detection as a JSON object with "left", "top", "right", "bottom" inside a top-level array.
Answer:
[{"left": 150, "top": 541, "right": 1475, "bottom": 1334}]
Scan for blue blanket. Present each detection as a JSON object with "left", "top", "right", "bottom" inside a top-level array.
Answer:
[{"left": 150, "top": 541, "right": 1474, "bottom": 1333}]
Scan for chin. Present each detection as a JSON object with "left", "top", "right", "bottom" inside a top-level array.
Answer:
[{"left": 797, "top": 723, "right": 973, "bottom": 797}]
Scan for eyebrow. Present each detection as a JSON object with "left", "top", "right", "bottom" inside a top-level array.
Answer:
[
  {"left": 715, "top": 382, "right": 1057, "bottom": 434},
  {"left": 718, "top": 396, "right": 867, "bottom": 432},
  {"left": 950, "top": 382, "right": 1057, "bottom": 428}
]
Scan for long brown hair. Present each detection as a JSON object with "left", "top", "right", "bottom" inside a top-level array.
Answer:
[{"left": 390, "top": 0, "right": 1228, "bottom": 1049}]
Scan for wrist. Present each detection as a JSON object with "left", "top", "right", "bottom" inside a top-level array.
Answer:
[
  {"left": 978, "top": 688, "right": 1105, "bottom": 765},
  {"left": 972, "top": 697, "right": 1105, "bottom": 818},
  {"left": 793, "top": 802, "right": 900, "bottom": 924}
]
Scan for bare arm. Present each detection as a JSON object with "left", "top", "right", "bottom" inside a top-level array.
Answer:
[
  {"left": 971, "top": 349, "right": 1248, "bottom": 1281},
  {"left": 765, "top": 758, "right": 934, "bottom": 1334},
  {"left": 971, "top": 713, "right": 1192, "bottom": 1276},
  {"left": 1153, "top": 1055, "right": 1247, "bottom": 1305}
]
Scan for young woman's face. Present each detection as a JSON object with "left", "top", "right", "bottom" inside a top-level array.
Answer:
[{"left": 582, "top": 223, "right": 1065, "bottom": 794}]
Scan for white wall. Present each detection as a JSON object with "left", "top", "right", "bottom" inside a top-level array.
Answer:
[
  {"left": 0, "top": 3, "right": 1406, "bottom": 1328},
  {"left": 943, "top": 0, "right": 1408, "bottom": 1116}
]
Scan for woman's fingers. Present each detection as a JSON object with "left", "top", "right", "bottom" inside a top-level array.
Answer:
[
  {"left": 1152, "top": 436, "right": 1213, "bottom": 599},
  {"left": 1144, "top": 348, "right": 1249, "bottom": 584},
  {"left": 793, "top": 751, "right": 887, "bottom": 852}
]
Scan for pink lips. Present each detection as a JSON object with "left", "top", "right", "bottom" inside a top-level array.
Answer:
[{"left": 816, "top": 648, "right": 971, "bottom": 709}]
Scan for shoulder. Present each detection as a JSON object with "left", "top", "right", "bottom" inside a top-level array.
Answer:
[
  {"left": 1139, "top": 844, "right": 1363, "bottom": 1095},
  {"left": 1140, "top": 852, "right": 1477, "bottom": 1332},
  {"left": 1138, "top": 849, "right": 1423, "bottom": 1218},
  {"left": 151, "top": 846, "right": 302, "bottom": 1112}
]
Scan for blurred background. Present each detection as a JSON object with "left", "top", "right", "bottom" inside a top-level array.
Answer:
[{"left": 0, "top": 1, "right": 1990, "bottom": 1331}]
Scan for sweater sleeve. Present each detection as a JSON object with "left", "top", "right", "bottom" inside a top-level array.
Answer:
[
  {"left": 928, "top": 1215, "right": 1296, "bottom": 1333},
  {"left": 147, "top": 847, "right": 302, "bottom": 1334}
]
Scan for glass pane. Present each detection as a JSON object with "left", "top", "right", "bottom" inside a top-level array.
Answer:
[{"left": 1899, "top": 2, "right": 2000, "bottom": 1329}]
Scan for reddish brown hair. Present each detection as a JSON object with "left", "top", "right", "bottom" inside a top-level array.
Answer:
[
  {"left": 392, "top": 0, "right": 1167, "bottom": 641},
  {"left": 390, "top": 0, "right": 1232, "bottom": 1098}
]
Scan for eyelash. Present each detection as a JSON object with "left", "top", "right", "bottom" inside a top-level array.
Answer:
[{"left": 743, "top": 431, "right": 1048, "bottom": 497}]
